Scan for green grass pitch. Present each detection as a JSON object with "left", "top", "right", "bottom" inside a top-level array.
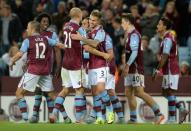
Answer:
[{"left": 0, "top": 122, "right": 191, "bottom": 131}]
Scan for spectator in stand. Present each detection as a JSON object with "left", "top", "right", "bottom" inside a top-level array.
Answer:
[
  {"left": 101, "top": 0, "right": 111, "bottom": 12},
  {"left": 81, "top": 7, "right": 89, "bottom": 18},
  {"left": 103, "top": 9, "right": 115, "bottom": 39},
  {"left": 0, "top": 4, "right": 22, "bottom": 57},
  {"left": 142, "top": 35, "right": 157, "bottom": 75},
  {"left": 10, "top": 0, "right": 33, "bottom": 29},
  {"left": 163, "top": 1, "right": 180, "bottom": 39},
  {"left": 140, "top": 3, "right": 160, "bottom": 39},
  {"left": 110, "top": 0, "right": 124, "bottom": 14},
  {"left": 33, "top": 0, "right": 55, "bottom": 16},
  {"left": 137, "top": 0, "right": 150, "bottom": 15},
  {"left": 130, "top": 5, "right": 141, "bottom": 33},
  {"left": 52, "top": 1, "right": 70, "bottom": 33},
  {"left": 180, "top": 61, "right": 191, "bottom": 77},
  {"left": 2, "top": 46, "right": 27, "bottom": 77},
  {"left": 149, "top": 33, "right": 161, "bottom": 55},
  {"left": 66, "top": 0, "right": 76, "bottom": 11},
  {"left": 112, "top": 16, "right": 124, "bottom": 66}
]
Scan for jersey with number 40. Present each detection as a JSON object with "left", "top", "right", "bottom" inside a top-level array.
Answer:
[{"left": 62, "top": 21, "right": 85, "bottom": 70}]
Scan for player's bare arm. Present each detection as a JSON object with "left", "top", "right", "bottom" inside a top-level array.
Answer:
[
  {"left": 71, "top": 32, "right": 99, "bottom": 48},
  {"left": 152, "top": 53, "right": 169, "bottom": 80},
  {"left": 83, "top": 44, "right": 112, "bottom": 61},
  {"left": 106, "top": 49, "right": 114, "bottom": 60},
  {"left": 157, "top": 53, "right": 169, "bottom": 70},
  {"left": 54, "top": 47, "right": 62, "bottom": 78}
]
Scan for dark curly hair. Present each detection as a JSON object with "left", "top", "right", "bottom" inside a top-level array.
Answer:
[{"left": 35, "top": 12, "right": 52, "bottom": 25}]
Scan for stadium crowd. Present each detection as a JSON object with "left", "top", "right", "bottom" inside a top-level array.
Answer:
[{"left": 0, "top": 0, "right": 191, "bottom": 77}]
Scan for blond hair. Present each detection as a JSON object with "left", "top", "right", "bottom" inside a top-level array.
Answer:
[
  {"left": 69, "top": 7, "right": 82, "bottom": 18},
  {"left": 29, "top": 21, "right": 40, "bottom": 33}
]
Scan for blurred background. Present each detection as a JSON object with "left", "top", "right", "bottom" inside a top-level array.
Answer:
[{"left": 0, "top": 0, "right": 191, "bottom": 77}]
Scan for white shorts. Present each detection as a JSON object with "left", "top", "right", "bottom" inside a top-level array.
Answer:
[
  {"left": 162, "top": 75, "right": 179, "bottom": 90},
  {"left": 18, "top": 72, "right": 53, "bottom": 92},
  {"left": 88, "top": 67, "right": 108, "bottom": 86},
  {"left": 61, "top": 68, "right": 86, "bottom": 88},
  {"left": 124, "top": 73, "right": 145, "bottom": 87},
  {"left": 105, "top": 73, "right": 115, "bottom": 90}
]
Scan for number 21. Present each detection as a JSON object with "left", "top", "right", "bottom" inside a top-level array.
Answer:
[{"left": 64, "top": 31, "right": 72, "bottom": 48}]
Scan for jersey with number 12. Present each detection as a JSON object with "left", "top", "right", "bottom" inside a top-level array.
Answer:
[{"left": 27, "top": 35, "right": 52, "bottom": 75}]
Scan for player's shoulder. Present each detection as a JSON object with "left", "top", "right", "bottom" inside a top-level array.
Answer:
[
  {"left": 131, "top": 32, "right": 140, "bottom": 40},
  {"left": 163, "top": 37, "right": 172, "bottom": 44},
  {"left": 132, "top": 29, "right": 141, "bottom": 37},
  {"left": 41, "top": 31, "right": 54, "bottom": 38},
  {"left": 64, "top": 22, "right": 80, "bottom": 32}
]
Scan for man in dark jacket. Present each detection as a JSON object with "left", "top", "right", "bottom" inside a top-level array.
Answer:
[{"left": 0, "top": 4, "right": 22, "bottom": 57}]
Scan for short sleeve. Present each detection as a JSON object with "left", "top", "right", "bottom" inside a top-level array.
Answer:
[
  {"left": 78, "top": 27, "right": 87, "bottom": 45},
  {"left": 51, "top": 32, "right": 59, "bottom": 42},
  {"left": 94, "top": 29, "right": 106, "bottom": 42},
  {"left": 105, "top": 35, "right": 113, "bottom": 50},
  {"left": 47, "top": 37, "right": 57, "bottom": 46},
  {"left": 20, "top": 39, "right": 29, "bottom": 53},
  {"left": 130, "top": 33, "right": 139, "bottom": 51},
  {"left": 163, "top": 38, "right": 172, "bottom": 54}
]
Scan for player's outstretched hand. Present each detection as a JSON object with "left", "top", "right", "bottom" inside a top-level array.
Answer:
[
  {"left": 152, "top": 69, "right": 160, "bottom": 81},
  {"left": 71, "top": 32, "right": 83, "bottom": 41}
]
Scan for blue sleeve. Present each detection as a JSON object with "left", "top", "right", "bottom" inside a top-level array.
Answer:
[
  {"left": 51, "top": 32, "right": 59, "bottom": 42},
  {"left": 83, "top": 51, "right": 90, "bottom": 59},
  {"left": 47, "top": 37, "right": 57, "bottom": 46},
  {"left": 78, "top": 27, "right": 87, "bottom": 37},
  {"left": 78, "top": 27, "right": 87, "bottom": 45},
  {"left": 163, "top": 38, "right": 172, "bottom": 55},
  {"left": 20, "top": 39, "right": 29, "bottom": 53},
  {"left": 127, "top": 51, "right": 138, "bottom": 66},
  {"left": 127, "top": 33, "right": 139, "bottom": 65},
  {"left": 130, "top": 33, "right": 139, "bottom": 51},
  {"left": 105, "top": 35, "right": 113, "bottom": 50},
  {"left": 94, "top": 29, "right": 106, "bottom": 42}
]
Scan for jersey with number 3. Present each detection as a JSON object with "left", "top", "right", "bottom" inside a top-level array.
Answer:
[
  {"left": 62, "top": 21, "right": 83, "bottom": 70},
  {"left": 27, "top": 35, "right": 52, "bottom": 75},
  {"left": 159, "top": 32, "right": 179, "bottom": 75}
]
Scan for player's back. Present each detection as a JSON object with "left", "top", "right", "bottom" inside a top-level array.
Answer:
[
  {"left": 27, "top": 34, "right": 51, "bottom": 75},
  {"left": 62, "top": 21, "right": 82, "bottom": 70}
]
